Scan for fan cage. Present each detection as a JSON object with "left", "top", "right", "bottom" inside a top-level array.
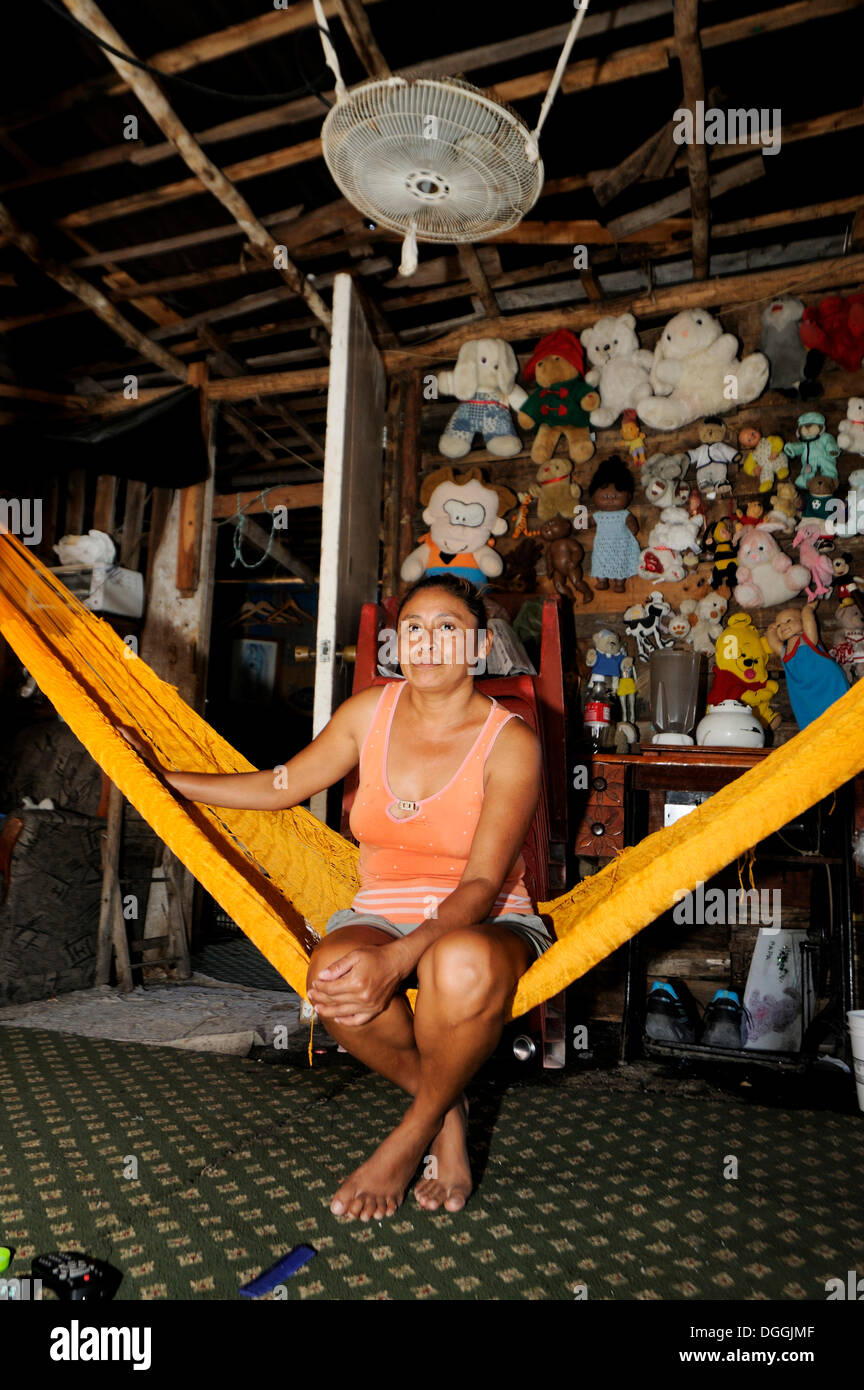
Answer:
[{"left": 320, "top": 77, "right": 545, "bottom": 244}]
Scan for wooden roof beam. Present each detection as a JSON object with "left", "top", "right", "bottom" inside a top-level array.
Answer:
[
  {"left": 333, "top": 0, "right": 391, "bottom": 78},
  {"left": 674, "top": 0, "right": 710, "bottom": 279},
  {"left": 59, "top": 0, "right": 331, "bottom": 333}
]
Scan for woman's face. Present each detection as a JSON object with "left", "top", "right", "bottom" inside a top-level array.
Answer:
[{"left": 397, "top": 588, "right": 490, "bottom": 685}]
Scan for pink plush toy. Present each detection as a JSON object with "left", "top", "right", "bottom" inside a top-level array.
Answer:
[
  {"left": 793, "top": 522, "right": 834, "bottom": 600},
  {"left": 733, "top": 526, "right": 811, "bottom": 609}
]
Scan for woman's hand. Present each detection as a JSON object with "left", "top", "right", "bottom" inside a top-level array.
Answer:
[
  {"left": 117, "top": 726, "right": 164, "bottom": 773},
  {"left": 308, "top": 945, "right": 405, "bottom": 1027}
]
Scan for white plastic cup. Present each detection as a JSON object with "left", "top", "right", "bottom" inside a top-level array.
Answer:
[{"left": 847, "top": 1011, "right": 864, "bottom": 1112}]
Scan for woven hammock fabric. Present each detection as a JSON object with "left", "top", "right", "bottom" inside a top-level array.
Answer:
[{"left": 2, "top": 528, "right": 863, "bottom": 1020}]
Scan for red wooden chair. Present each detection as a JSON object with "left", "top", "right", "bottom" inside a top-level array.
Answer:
[{"left": 341, "top": 594, "right": 570, "bottom": 1067}]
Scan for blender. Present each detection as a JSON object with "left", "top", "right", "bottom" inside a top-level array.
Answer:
[{"left": 649, "top": 650, "right": 701, "bottom": 745}]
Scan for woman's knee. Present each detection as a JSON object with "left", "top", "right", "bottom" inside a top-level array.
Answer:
[{"left": 417, "top": 929, "right": 511, "bottom": 1012}]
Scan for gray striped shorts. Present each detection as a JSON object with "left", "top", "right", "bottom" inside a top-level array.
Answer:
[{"left": 324, "top": 907, "right": 554, "bottom": 960}]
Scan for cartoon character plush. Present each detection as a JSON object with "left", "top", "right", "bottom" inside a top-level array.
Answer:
[
  {"left": 764, "top": 481, "right": 801, "bottom": 533},
  {"left": 708, "top": 612, "right": 781, "bottom": 729},
  {"left": 580, "top": 312, "right": 654, "bottom": 428},
  {"left": 436, "top": 339, "right": 527, "bottom": 459},
  {"left": 799, "top": 293, "right": 864, "bottom": 374},
  {"left": 733, "top": 526, "right": 811, "bottom": 609},
  {"left": 733, "top": 500, "right": 767, "bottom": 544},
  {"left": 765, "top": 605, "right": 849, "bottom": 729},
  {"left": 738, "top": 428, "right": 789, "bottom": 492},
  {"left": 640, "top": 451, "right": 690, "bottom": 509},
  {"left": 759, "top": 296, "right": 822, "bottom": 397},
  {"left": 638, "top": 506, "right": 703, "bottom": 584},
  {"left": 517, "top": 330, "right": 600, "bottom": 465},
  {"left": 585, "top": 628, "right": 633, "bottom": 688},
  {"left": 401, "top": 466, "right": 516, "bottom": 588},
  {"left": 785, "top": 411, "right": 840, "bottom": 485},
  {"left": 586, "top": 455, "right": 641, "bottom": 593},
  {"left": 540, "top": 516, "right": 593, "bottom": 604},
  {"left": 837, "top": 397, "right": 864, "bottom": 456},
  {"left": 686, "top": 418, "right": 738, "bottom": 499},
  {"left": 703, "top": 517, "right": 738, "bottom": 594},
  {"left": 620, "top": 409, "right": 647, "bottom": 467},
  {"left": 637, "top": 308, "right": 769, "bottom": 431},
  {"left": 680, "top": 592, "right": 728, "bottom": 655},
  {"left": 527, "top": 456, "right": 583, "bottom": 524},
  {"left": 830, "top": 552, "right": 864, "bottom": 611},
  {"left": 623, "top": 590, "right": 673, "bottom": 660}
]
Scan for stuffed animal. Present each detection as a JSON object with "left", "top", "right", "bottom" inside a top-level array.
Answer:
[
  {"left": 586, "top": 455, "right": 640, "bottom": 593},
  {"left": 661, "top": 607, "right": 693, "bottom": 643},
  {"left": 703, "top": 517, "right": 738, "bottom": 593},
  {"left": 585, "top": 628, "right": 633, "bottom": 688},
  {"left": 638, "top": 506, "right": 702, "bottom": 584},
  {"left": 640, "top": 451, "right": 690, "bottom": 509},
  {"left": 527, "top": 456, "right": 584, "bottom": 524},
  {"left": 580, "top": 312, "right": 654, "bottom": 428},
  {"left": 708, "top": 613, "right": 781, "bottom": 729},
  {"left": 540, "top": 516, "right": 593, "bottom": 604},
  {"left": 837, "top": 469, "right": 864, "bottom": 538},
  {"left": 759, "top": 295, "right": 821, "bottom": 397},
  {"left": 837, "top": 397, "right": 864, "bottom": 456},
  {"left": 738, "top": 428, "right": 789, "bottom": 492},
  {"left": 681, "top": 592, "right": 728, "bottom": 655},
  {"left": 435, "top": 339, "right": 527, "bottom": 459},
  {"left": 793, "top": 522, "right": 834, "bottom": 600},
  {"left": 764, "top": 480, "right": 801, "bottom": 533},
  {"left": 830, "top": 552, "right": 864, "bottom": 611},
  {"left": 687, "top": 485, "right": 708, "bottom": 544},
  {"left": 830, "top": 615, "right": 864, "bottom": 684},
  {"left": 798, "top": 472, "right": 839, "bottom": 534},
  {"left": 637, "top": 309, "right": 769, "bottom": 431},
  {"left": 785, "top": 411, "right": 840, "bottom": 484},
  {"left": 517, "top": 330, "right": 600, "bottom": 465},
  {"left": 623, "top": 590, "right": 673, "bottom": 660},
  {"left": 620, "top": 409, "right": 647, "bottom": 467},
  {"left": 401, "top": 466, "right": 516, "bottom": 588},
  {"left": 686, "top": 418, "right": 738, "bottom": 499},
  {"left": 733, "top": 526, "right": 811, "bottom": 609},
  {"left": 799, "top": 293, "right": 864, "bottom": 374},
  {"left": 733, "top": 499, "right": 767, "bottom": 543},
  {"left": 765, "top": 605, "right": 849, "bottom": 729},
  {"left": 53, "top": 529, "right": 116, "bottom": 566},
  {"left": 504, "top": 536, "right": 542, "bottom": 591}
]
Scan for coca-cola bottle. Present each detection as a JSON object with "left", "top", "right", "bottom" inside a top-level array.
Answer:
[{"left": 583, "top": 675, "right": 618, "bottom": 751}]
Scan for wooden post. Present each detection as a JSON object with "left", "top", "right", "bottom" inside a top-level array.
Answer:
[
  {"left": 95, "top": 783, "right": 132, "bottom": 990},
  {"left": 176, "top": 361, "right": 210, "bottom": 595},
  {"left": 397, "top": 372, "right": 423, "bottom": 583},
  {"left": 92, "top": 475, "right": 117, "bottom": 535},
  {"left": 381, "top": 376, "right": 405, "bottom": 599}
]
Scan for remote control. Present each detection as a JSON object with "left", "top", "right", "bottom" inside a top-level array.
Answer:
[{"left": 31, "top": 1252, "right": 122, "bottom": 1301}]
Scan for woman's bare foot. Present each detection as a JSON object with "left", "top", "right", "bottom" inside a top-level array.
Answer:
[
  {"left": 414, "top": 1093, "right": 471, "bottom": 1213},
  {"left": 330, "top": 1114, "right": 441, "bottom": 1222}
]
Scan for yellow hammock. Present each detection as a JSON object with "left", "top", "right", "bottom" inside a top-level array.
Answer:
[{"left": 1, "top": 528, "right": 863, "bottom": 1020}]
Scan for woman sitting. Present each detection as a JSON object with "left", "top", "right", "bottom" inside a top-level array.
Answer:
[{"left": 121, "top": 573, "right": 552, "bottom": 1221}]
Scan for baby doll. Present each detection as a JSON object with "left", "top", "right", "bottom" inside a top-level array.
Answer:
[
  {"left": 540, "top": 516, "right": 593, "bottom": 605},
  {"left": 587, "top": 455, "right": 641, "bottom": 594},
  {"left": 765, "top": 604, "right": 850, "bottom": 729}
]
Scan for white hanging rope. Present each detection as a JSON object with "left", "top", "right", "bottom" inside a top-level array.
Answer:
[
  {"left": 525, "top": 0, "right": 591, "bottom": 163},
  {"left": 312, "top": 0, "right": 347, "bottom": 103},
  {"left": 399, "top": 219, "right": 419, "bottom": 277}
]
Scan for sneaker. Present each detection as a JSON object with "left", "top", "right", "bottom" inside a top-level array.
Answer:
[
  {"left": 700, "top": 989, "right": 745, "bottom": 1048},
  {"left": 645, "top": 979, "right": 700, "bottom": 1043}
]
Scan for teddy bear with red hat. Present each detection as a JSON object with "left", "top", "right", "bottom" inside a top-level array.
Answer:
[
  {"left": 799, "top": 293, "right": 864, "bottom": 374},
  {"left": 517, "top": 329, "right": 600, "bottom": 465}
]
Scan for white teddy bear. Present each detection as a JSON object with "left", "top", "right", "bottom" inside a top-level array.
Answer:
[
  {"left": 637, "top": 505, "right": 702, "bottom": 583},
  {"left": 637, "top": 308, "right": 769, "bottom": 431},
  {"left": 837, "top": 397, "right": 864, "bottom": 456},
  {"left": 580, "top": 312, "right": 654, "bottom": 428},
  {"left": 680, "top": 593, "right": 728, "bottom": 654}
]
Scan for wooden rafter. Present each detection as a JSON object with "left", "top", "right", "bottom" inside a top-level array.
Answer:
[
  {"left": 674, "top": 0, "right": 710, "bottom": 279},
  {"left": 333, "top": 0, "right": 391, "bottom": 78},
  {"left": 59, "top": 0, "right": 331, "bottom": 333},
  {"left": 457, "top": 246, "right": 500, "bottom": 317}
]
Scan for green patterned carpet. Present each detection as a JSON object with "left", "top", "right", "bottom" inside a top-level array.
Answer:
[{"left": 0, "top": 1026, "right": 862, "bottom": 1300}]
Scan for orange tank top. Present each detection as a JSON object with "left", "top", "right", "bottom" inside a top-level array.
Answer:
[{"left": 348, "top": 681, "right": 533, "bottom": 923}]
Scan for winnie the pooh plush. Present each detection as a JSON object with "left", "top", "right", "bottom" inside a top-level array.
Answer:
[
  {"left": 517, "top": 329, "right": 600, "bottom": 465},
  {"left": 708, "top": 612, "right": 781, "bottom": 729}
]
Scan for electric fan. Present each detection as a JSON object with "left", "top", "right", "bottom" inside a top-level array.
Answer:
[{"left": 312, "top": 0, "right": 591, "bottom": 275}]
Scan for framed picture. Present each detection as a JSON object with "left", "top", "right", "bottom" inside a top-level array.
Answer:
[{"left": 230, "top": 639, "right": 278, "bottom": 703}]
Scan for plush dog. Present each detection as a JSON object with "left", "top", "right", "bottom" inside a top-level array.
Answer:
[
  {"left": 436, "top": 338, "right": 527, "bottom": 459},
  {"left": 637, "top": 309, "right": 769, "bottom": 431},
  {"left": 680, "top": 592, "right": 728, "bottom": 655},
  {"left": 580, "top": 312, "right": 654, "bottom": 428}
]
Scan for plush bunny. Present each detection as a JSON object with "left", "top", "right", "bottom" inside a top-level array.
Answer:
[
  {"left": 637, "top": 309, "right": 769, "bottom": 431},
  {"left": 837, "top": 397, "right": 864, "bottom": 456},
  {"left": 733, "top": 526, "right": 811, "bottom": 609},
  {"left": 580, "top": 312, "right": 654, "bottom": 428},
  {"left": 680, "top": 592, "right": 728, "bottom": 655},
  {"left": 436, "top": 338, "right": 527, "bottom": 459},
  {"left": 640, "top": 451, "right": 690, "bottom": 509}
]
